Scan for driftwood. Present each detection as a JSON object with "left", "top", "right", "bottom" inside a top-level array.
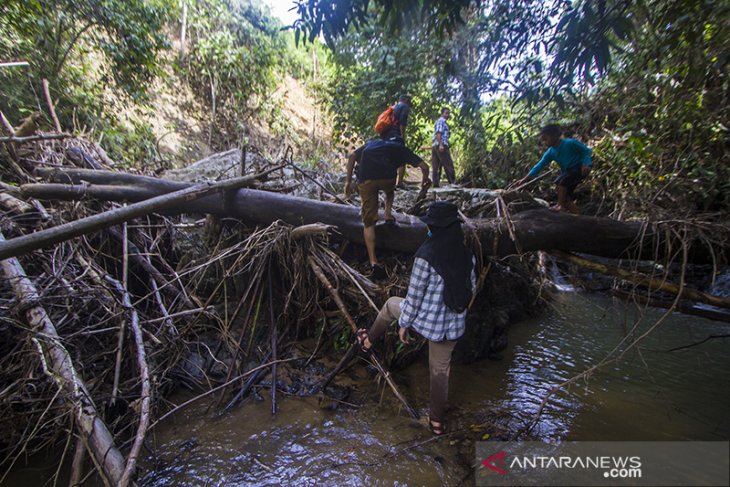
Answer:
[
  {"left": 0, "top": 231, "right": 126, "bottom": 485},
  {"left": 0, "top": 191, "right": 35, "bottom": 214},
  {"left": 0, "top": 167, "right": 282, "bottom": 260},
  {"left": 107, "top": 226, "right": 196, "bottom": 310},
  {"left": 69, "top": 436, "right": 86, "bottom": 487},
  {"left": 66, "top": 147, "right": 104, "bottom": 170},
  {"left": 35, "top": 167, "right": 192, "bottom": 191},
  {"left": 105, "top": 275, "right": 151, "bottom": 487},
  {"left": 0, "top": 111, "right": 24, "bottom": 177},
  {"left": 18, "top": 168, "right": 719, "bottom": 264},
  {"left": 0, "top": 133, "right": 74, "bottom": 143},
  {"left": 319, "top": 343, "right": 358, "bottom": 391},
  {"left": 612, "top": 289, "right": 730, "bottom": 324},
  {"left": 551, "top": 250, "right": 730, "bottom": 310},
  {"left": 308, "top": 256, "right": 420, "bottom": 419}
]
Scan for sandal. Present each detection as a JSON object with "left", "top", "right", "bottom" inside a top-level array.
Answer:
[
  {"left": 356, "top": 328, "right": 371, "bottom": 353},
  {"left": 428, "top": 416, "right": 446, "bottom": 436}
]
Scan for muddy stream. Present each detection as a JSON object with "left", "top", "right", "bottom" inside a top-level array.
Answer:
[
  {"left": 137, "top": 293, "right": 730, "bottom": 486},
  {"left": 6, "top": 292, "right": 729, "bottom": 485}
]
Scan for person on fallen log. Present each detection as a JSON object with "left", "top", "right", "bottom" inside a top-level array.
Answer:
[
  {"left": 345, "top": 138, "right": 431, "bottom": 280},
  {"left": 356, "top": 201, "right": 476, "bottom": 435},
  {"left": 515, "top": 123, "right": 592, "bottom": 214}
]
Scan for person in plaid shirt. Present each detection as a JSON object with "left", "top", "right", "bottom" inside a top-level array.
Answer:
[
  {"left": 357, "top": 201, "right": 476, "bottom": 435},
  {"left": 432, "top": 107, "right": 456, "bottom": 187}
]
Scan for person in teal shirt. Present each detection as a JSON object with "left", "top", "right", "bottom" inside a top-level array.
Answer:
[{"left": 516, "top": 124, "right": 592, "bottom": 213}]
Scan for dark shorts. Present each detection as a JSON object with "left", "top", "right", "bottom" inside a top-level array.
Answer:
[{"left": 555, "top": 167, "right": 583, "bottom": 200}]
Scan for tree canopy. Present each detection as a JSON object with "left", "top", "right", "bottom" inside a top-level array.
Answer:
[
  {"left": 297, "top": 0, "right": 729, "bottom": 211},
  {"left": 1, "top": 0, "right": 727, "bottom": 214}
]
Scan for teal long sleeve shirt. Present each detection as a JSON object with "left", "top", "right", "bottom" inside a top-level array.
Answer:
[{"left": 527, "top": 138, "right": 592, "bottom": 178}]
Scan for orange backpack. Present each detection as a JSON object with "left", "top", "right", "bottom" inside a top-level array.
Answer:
[{"left": 374, "top": 105, "right": 395, "bottom": 135}]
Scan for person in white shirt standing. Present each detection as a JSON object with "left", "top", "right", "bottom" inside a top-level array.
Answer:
[{"left": 431, "top": 107, "right": 456, "bottom": 187}]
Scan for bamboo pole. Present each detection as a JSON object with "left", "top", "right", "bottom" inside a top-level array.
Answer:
[
  {"left": 308, "top": 256, "right": 420, "bottom": 419},
  {"left": 551, "top": 250, "right": 730, "bottom": 310},
  {"left": 0, "top": 231, "right": 125, "bottom": 485}
]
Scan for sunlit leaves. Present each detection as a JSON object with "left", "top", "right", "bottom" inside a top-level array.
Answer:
[
  {"left": 182, "top": 0, "right": 297, "bottom": 147},
  {"left": 0, "top": 0, "right": 172, "bottom": 98},
  {"left": 293, "top": 0, "right": 472, "bottom": 47}
]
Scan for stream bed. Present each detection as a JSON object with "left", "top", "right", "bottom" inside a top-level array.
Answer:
[{"left": 138, "top": 292, "right": 730, "bottom": 486}]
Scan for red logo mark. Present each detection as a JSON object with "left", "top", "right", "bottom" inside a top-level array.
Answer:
[{"left": 482, "top": 451, "right": 507, "bottom": 475}]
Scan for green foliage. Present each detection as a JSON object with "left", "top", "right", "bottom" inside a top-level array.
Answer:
[
  {"left": 0, "top": 0, "right": 725, "bottom": 217},
  {"left": 0, "top": 0, "right": 173, "bottom": 170},
  {"left": 293, "top": 0, "right": 472, "bottom": 46},
  {"left": 322, "top": 7, "right": 492, "bottom": 180},
  {"left": 0, "top": 0, "right": 172, "bottom": 100},
  {"left": 571, "top": 0, "right": 730, "bottom": 213},
  {"left": 181, "top": 0, "right": 314, "bottom": 148},
  {"left": 462, "top": 97, "right": 538, "bottom": 188},
  {"left": 325, "top": 20, "right": 443, "bottom": 144},
  {"left": 1, "top": 0, "right": 332, "bottom": 168},
  {"left": 101, "top": 119, "right": 161, "bottom": 169}
]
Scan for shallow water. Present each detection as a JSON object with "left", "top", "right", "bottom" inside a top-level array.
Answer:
[
  {"left": 6, "top": 293, "right": 729, "bottom": 485},
  {"left": 137, "top": 293, "right": 730, "bottom": 485},
  {"left": 450, "top": 293, "right": 730, "bottom": 442}
]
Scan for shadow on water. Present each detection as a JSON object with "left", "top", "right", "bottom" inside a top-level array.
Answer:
[{"left": 135, "top": 293, "right": 730, "bottom": 485}]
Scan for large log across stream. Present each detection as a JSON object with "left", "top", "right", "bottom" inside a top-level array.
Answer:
[{"left": 5, "top": 167, "right": 690, "bottom": 263}]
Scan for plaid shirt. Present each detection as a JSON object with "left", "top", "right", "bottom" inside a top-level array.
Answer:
[
  {"left": 399, "top": 257, "right": 477, "bottom": 341},
  {"left": 432, "top": 116, "right": 450, "bottom": 147}
]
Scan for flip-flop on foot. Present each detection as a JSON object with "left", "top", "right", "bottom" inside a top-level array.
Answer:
[
  {"left": 356, "top": 328, "right": 371, "bottom": 353},
  {"left": 428, "top": 416, "right": 446, "bottom": 436}
]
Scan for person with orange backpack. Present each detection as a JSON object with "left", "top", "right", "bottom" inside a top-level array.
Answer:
[{"left": 375, "top": 94, "right": 412, "bottom": 188}]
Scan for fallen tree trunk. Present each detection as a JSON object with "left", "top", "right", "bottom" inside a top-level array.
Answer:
[
  {"left": 551, "top": 250, "right": 730, "bottom": 310},
  {"left": 0, "top": 231, "right": 126, "bottom": 485},
  {"left": 14, "top": 169, "right": 728, "bottom": 263},
  {"left": 0, "top": 168, "right": 281, "bottom": 260},
  {"left": 611, "top": 289, "right": 730, "bottom": 324}
]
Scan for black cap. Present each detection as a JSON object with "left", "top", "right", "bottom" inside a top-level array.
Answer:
[{"left": 419, "top": 201, "right": 462, "bottom": 227}]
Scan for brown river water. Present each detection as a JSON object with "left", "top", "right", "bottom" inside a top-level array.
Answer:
[{"left": 7, "top": 293, "right": 730, "bottom": 485}]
